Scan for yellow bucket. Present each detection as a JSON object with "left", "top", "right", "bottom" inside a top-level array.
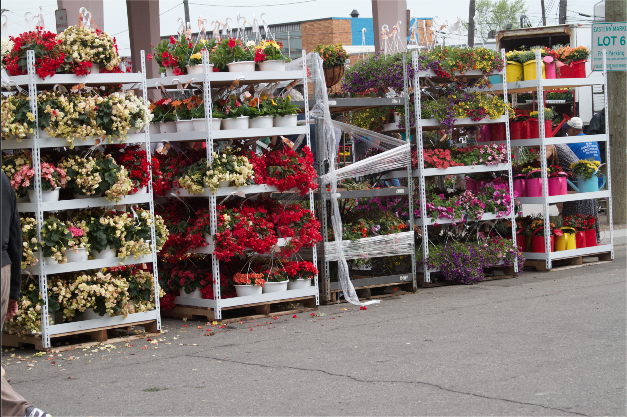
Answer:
[
  {"left": 506, "top": 61, "right": 523, "bottom": 82},
  {"left": 555, "top": 227, "right": 577, "bottom": 251},
  {"left": 523, "top": 60, "right": 546, "bottom": 80}
]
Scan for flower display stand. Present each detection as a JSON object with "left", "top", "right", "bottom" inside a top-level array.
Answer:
[
  {"left": 149, "top": 51, "right": 320, "bottom": 320},
  {"left": 2, "top": 50, "right": 161, "bottom": 349}
]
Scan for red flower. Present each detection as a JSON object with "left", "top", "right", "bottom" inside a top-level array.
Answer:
[
  {"left": 169, "top": 36, "right": 176, "bottom": 45},
  {"left": 254, "top": 49, "right": 267, "bottom": 63},
  {"left": 147, "top": 53, "right": 153, "bottom": 61},
  {"left": 228, "top": 38, "right": 236, "bottom": 49},
  {"left": 172, "top": 67, "right": 183, "bottom": 76}
]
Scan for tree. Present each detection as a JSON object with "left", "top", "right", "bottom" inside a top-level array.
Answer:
[{"left": 463, "top": 0, "right": 528, "bottom": 42}]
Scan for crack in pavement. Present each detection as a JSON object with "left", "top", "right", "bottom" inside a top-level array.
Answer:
[{"left": 191, "top": 355, "right": 588, "bottom": 416}]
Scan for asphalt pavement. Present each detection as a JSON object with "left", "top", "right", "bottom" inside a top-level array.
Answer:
[{"left": 2, "top": 247, "right": 626, "bottom": 416}]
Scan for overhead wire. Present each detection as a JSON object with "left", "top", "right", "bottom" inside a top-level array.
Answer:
[{"left": 189, "top": 0, "right": 319, "bottom": 7}]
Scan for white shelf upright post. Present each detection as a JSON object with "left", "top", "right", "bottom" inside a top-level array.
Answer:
[
  {"left": 402, "top": 53, "right": 417, "bottom": 289},
  {"left": 502, "top": 48, "right": 518, "bottom": 273},
  {"left": 602, "top": 49, "right": 614, "bottom": 260}
]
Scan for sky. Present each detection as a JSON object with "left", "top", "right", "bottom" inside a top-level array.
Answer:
[{"left": 1, "top": 0, "right": 602, "bottom": 56}]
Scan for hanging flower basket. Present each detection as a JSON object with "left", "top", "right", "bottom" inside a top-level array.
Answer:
[{"left": 323, "top": 65, "right": 345, "bottom": 88}]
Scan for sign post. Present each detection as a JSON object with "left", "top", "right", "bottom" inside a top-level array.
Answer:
[
  {"left": 591, "top": 22, "right": 627, "bottom": 71},
  {"left": 55, "top": 9, "right": 68, "bottom": 34}
]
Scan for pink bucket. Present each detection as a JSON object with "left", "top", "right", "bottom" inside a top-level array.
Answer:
[
  {"left": 479, "top": 125, "right": 491, "bottom": 142},
  {"left": 526, "top": 177, "right": 543, "bottom": 197},
  {"left": 548, "top": 177, "right": 567, "bottom": 196},
  {"left": 466, "top": 178, "right": 478, "bottom": 192},
  {"left": 513, "top": 178, "right": 526, "bottom": 197}
]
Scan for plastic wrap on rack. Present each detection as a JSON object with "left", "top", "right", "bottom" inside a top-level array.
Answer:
[
  {"left": 324, "top": 232, "right": 414, "bottom": 261},
  {"left": 319, "top": 143, "right": 410, "bottom": 184},
  {"left": 285, "top": 53, "right": 379, "bottom": 306},
  {"left": 332, "top": 120, "right": 406, "bottom": 150}
]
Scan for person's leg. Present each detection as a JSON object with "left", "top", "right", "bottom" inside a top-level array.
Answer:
[{"left": 1, "top": 264, "right": 30, "bottom": 417}]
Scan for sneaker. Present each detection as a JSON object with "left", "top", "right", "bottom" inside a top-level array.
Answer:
[{"left": 24, "top": 406, "right": 51, "bottom": 417}]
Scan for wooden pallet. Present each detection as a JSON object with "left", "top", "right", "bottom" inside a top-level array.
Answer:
[
  {"left": 163, "top": 296, "right": 318, "bottom": 323},
  {"left": 328, "top": 282, "right": 414, "bottom": 303},
  {"left": 524, "top": 251, "right": 612, "bottom": 272},
  {"left": 417, "top": 266, "right": 518, "bottom": 288},
  {"left": 1, "top": 320, "right": 159, "bottom": 352}
]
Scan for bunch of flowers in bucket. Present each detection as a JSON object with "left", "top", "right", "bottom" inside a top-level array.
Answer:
[
  {"left": 254, "top": 40, "right": 290, "bottom": 63},
  {"left": 107, "top": 145, "right": 150, "bottom": 194},
  {"left": 210, "top": 38, "right": 255, "bottom": 72},
  {"left": 10, "top": 161, "right": 67, "bottom": 197},
  {"left": 151, "top": 148, "right": 205, "bottom": 196},
  {"left": 57, "top": 25, "right": 121, "bottom": 74},
  {"left": 282, "top": 261, "right": 318, "bottom": 281},
  {"left": 40, "top": 217, "right": 73, "bottom": 263},
  {"left": 107, "top": 264, "right": 164, "bottom": 313},
  {"left": 416, "top": 46, "right": 504, "bottom": 77},
  {"left": 2, "top": 280, "right": 58, "bottom": 334},
  {"left": 2, "top": 153, "right": 32, "bottom": 197},
  {"left": 570, "top": 158, "right": 601, "bottom": 180},
  {"left": 20, "top": 217, "right": 39, "bottom": 269},
  {"left": 59, "top": 153, "right": 133, "bottom": 202},
  {"left": 249, "top": 143, "right": 317, "bottom": 195},
  {"left": 3, "top": 28, "right": 66, "bottom": 79},
  {"left": 1, "top": 38, "right": 14, "bottom": 69},
  {"left": 0, "top": 93, "right": 36, "bottom": 139},
  {"left": 179, "top": 148, "right": 255, "bottom": 194}
]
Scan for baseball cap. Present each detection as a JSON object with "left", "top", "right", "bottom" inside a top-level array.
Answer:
[{"left": 566, "top": 117, "right": 584, "bottom": 129}]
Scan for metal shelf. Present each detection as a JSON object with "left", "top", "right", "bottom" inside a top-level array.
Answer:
[
  {"left": 492, "top": 134, "right": 608, "bottom": 147},
  {"left": 27, "top": 254, "right": 154, "bottom": 275},
  {"left": 381, "top": 163, "right": 511, "bottom": 179},
  {"left": 145, "top": 70, "right": 305, "bottom": 88},
  {"left": 47, "top": 310, "right": 158, "bottom": 336},
  {"left": 1, "top": 132, "right": 148, "bottom": 150},
  {"left": 17, "top": 193, "right": 152, "bottom": 213},
  {"left": 516, "top": 190, "right": 609, "bottom": 205},
  {"left": 329, "top": 273, "right": 412, "bottom": 291},
  {"left": 382, "top": 115, "right": 508, "bottom": 133},
  {"left": 173, "top": 287, "right": 318, "bottom": 309},
  {"left": 3, "top": 72, "right": 143, "bottom": 87},
  {"left": 150, "top": 125, "right": 307, "bottom": 142},
  {"left": 522, "top": 244, "right": 613, "bottom": 261},
  {"left": 486, "top": 77, "right": 605, "bottom": 94},
  {"left": 171, "top": 183, "right": 281, "bottom": 198},
  {"left": 293, "top": 97, "right": 405, "bottom": 113},
  {"left": 415, "top": 212, "right": 504, "bottom": 226}
]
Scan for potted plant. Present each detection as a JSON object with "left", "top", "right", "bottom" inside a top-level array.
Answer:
[
  {"left": 509, "top": 109, "right": 530, "bottom": 140},
  {"left": 150, "top": 98, "right": 178, "bottom": 134},
  {"left": 210, "top": 38, "right": 255, "bottom": 72},
  {"left": 70, "top": 271, "right": 130, "bottom": 319},
  {"left": 528, "top": 107, "right": 557, "bottom": 138},
  {"left": 232, "top": 272, "right": 265, "bottom": 296},
  {"left": 247, "top": 97, "right": 275, "bottom": 129},
  {"left": 548, "top": 164, "right": 568, "bottom": 196},
  {"left": 20, "top": 217, "right": 39, "bottom": 270},
  {"left": 109, "top": 145, "right": 150, "bottom": 194},
  {"left": 4, "top": 28, "right": 65, "bottom": 79},
  {"left": 568, "top": 159, "right": 605, "bottom": 193},
  {"left": 272, "top": 96, "right": 300, "bottom": 127},
  {"left": 519, "top": 47, "right": 548, "bottom": 80},
  {"left": 179, "top": 158, "right": 210, "bottom": 195},
  {"left": 41, "top": 217, "right": 72, "bottom": 264},
  {"left": 11, "top": 161, "right": 66, "bottom": 203},
  {"left": 220, "top": 96, "right": 250, "bottom": 130},
  {"left": 284, "top": 261, "right": 317, "bottom": 290},
  {"left": 255, "top": 40, "right": 290, "bottom": 72},
  {"left": 186, "top": 39, "right": 217, "bottom": 74},
  {"left": 205, "top": 148, "right": 255, "bottom": 192},
  {"left": 262, "top": 268, "right": 289, "bottom": 293},
  {"left": 314, "top": 44, "right": 349, "bottom": 87},
  {"left": 521, "top": 166, "right": 550, "bottom": 197},
  {"left": 252, "top": 144, "right": 317, "bottom": 195},
  {"left": 64, "top": 221, "right": 89, "bottom": 263},
  {"left": 0, "top": 94, "right": 37, "bottom": 140},
  {"left": 564, "top": 214, "right": 589, "bottom": 248},
  {"left": 171, "top": 97, "right": 197, "bottom": 132},
  {"left": 529, "top": 217, "right": 557, "bottom": 253},
  {"left": 149, "top": 35, "right": 189, "bottom": 76},
  {"left": 190, "top": 102, "right": 224, "bottom": 131},
  {"left": 57, "top": 25, "right": 121, "bottom": 74}
]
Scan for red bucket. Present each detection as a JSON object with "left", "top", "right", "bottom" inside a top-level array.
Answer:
[
  {"left": 491, "top": 123, "right": 506, "bottom": 141},
  {"left": 510, "top": 121, "right": 529, "bottom": 140},
  {"left": 575, "top": 231, "right": 587, "bottom": 248},
  {"left": 558, "top": 64, "right": 573, "bottom": 78},
  {"left": 528, "top": 120, "right": 553, "bottom": 138},
  {"left": 531, "top": 235, "right": 555, "bottom": 253},
  {"left": 585, "top": 229, "right": 596, "bottom": 247},
  {"left": 516, "top": 234, "right": 527, "bottom": 251},
  {"left": 571, "top": 60, "right": 586, "bottom": 78}
]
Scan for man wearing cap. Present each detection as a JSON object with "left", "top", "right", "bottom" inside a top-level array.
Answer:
[{"left": 565, "top": 117, "right": 602, "bottom": 162}]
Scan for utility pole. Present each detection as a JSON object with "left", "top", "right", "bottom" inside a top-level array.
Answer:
[
  {"left": 606, "top": 0, "right": 626, "bottom": 224},
  {"left": 183, "top": 0, "right": 190, "bottom": 26},
  {"left": 468, "top": 0, "right": 475, "bottom": 47},
  {"left": 558, "top": 0, "right": 567, "bottom": 24},
  {"left": 540, "top": 0, "right": 546, "bottom": 26}
]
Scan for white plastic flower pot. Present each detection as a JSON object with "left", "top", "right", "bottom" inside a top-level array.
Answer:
[
  {"left": 394, "top": 112, "right": 401, "bottom": 124},
  {"left": 176, "top": 119, "right": 194, "bottom": 132},
  {"left": 114, "top": 204, "right": 127, "bottom": 212},
  {"left": 222, "top": 116, "right": 249, "bottom": 130},
  {"left": 287, "top": 279, "right": 312, "bottom": 290},
  {"left": 65, "top": 247, "right": 88, "bottom": 263},
  {"left": 203, "top": 233, "right": 212, "bottom": 244},
  {"left": 227, "top": 61, "right": 256, "bottom": 73},
  {"left": 186, "top": 64, "right": 213, "bottom": 74},
  {"left": 192, "top": 118, "right": 206, "bottom": 131},
  {"left": 73, "top": 193, "right": 94, "bottom": 199},
  {"left": 44, "top": 256, "right": 58, "bottom": 265},
  {"left": 165, "top": 67, "right": 176, "bottom": 77},
  {"left": 160, "top": 121, "right": 177, "bottom": 134},
  {"left": 258, "top": 60, "right": 286, "bottom": 72},
  {"left": 28, "top": 187, "right": 60, "bottom": 203},
  {"left": 382, "top": 122, "right": 397, "bottom": 131},
  {"left": 127, "top": 127, "right": 137, "bottom": 135},
  {"left": 134, "top": 186, "right": 148, "bottom": 195},
  {"left": 219, "top": 180, "right": 230, "bottom": 188},
  {"left": 262, "top": 280, "right": 288, "bottom": 293},
  {"left": 94, "top": 247, "right": 117, "bottom": 259},
  {"left": 91, "top": 63, "right": 100, "bottom": 74},
  {"left": 149, "top": 123, "right": 160, "bottom": 135},
  {"left": 179, "top": 288, "right": 202, "bottom": 298},
  {"left": 249, "top": 116, "right": 274, "bottom": 129},
  {"left": 273, "top": 114, "right": 298, "bottom": 127},
  {"left": 80, "top": 308, "right": 106, "bottom": 321},
  {"left": 234, "top": 284, "right": 263, "bottom": 297}
]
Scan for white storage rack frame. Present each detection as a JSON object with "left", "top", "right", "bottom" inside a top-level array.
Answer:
[
  {"left": 382, "top": 49, "right": 519, "bottom": 283},
  {"left": 146, "top": 51, "right": 318, "bottom": 319},
  {"left": 314, "top": 54, "right": 417, "bottom": 303},
  {"left": 2, "top": 50, "right": 161, "bottom": 348},
  {"left": 489, "top": 49, "right": 614, "bottom": 268}
]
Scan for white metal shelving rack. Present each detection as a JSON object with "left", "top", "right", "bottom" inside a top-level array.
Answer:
[
  {"left": 2, "top": 50, "right": 161, "bottom": 348},
  {"left": 501, "top": 50, "right": 614, "bottom": 268},
  {"left": 381, "top": 49, "right": 519, "bottom": 282},
  {"left": 149, "top": 51, "right": 318, "bottom": 319}
]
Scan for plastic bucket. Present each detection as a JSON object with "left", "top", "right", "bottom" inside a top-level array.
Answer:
[
  {"left": 516, "top": 234, "right": 527, "bottom": 251},
  {"left": 510, "top": 121, "right": 528, "bottom": 140},
  {"left": 548, "top": 177, "right": 565, "bottom": 196},
  {"left": 558, "top": 64, "right": 573, "bottom": 78},
  {"left": 465, "top": 178, "right": 478, "bottom": 192},
  {"left": 528, "top": 120, "right": 553, "bottom": 138},
  {"left": 506, "top": 61, "right": 523, "bottom": 82},
  {"left": 575, "top": 231, "right": 586, "bottom": 248},
  {"left": 545, "top": 62, "right": 556, "bottom": 79},
  {"left": 585, "top": 229, "right": 596, "bottom": 247},
  {"left": 478, "top": 124, "right": 491, "bottom": 142},
  {"left": 513, "top": 178, "right": 526, "bottom": 197},
  {"left": 491, "top": 123, "right": 506, "bottom": 141},
  {"left": 523, "top": 60, "right": 546, "bottom": 80},
  {"left": 531, "top": 234, "right": 554, "bottom": 253},
  {"left": 571, "top": 61, "right": 586, "bottom": 78},
  {"left": 526, "top": 178, "right": 543, "bottom": 197}
]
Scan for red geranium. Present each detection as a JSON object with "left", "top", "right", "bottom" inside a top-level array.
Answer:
[
  {"left": 107, "top": 144, "right": 150, "bottom": 193},
  {"left": 250, "top": 144, "right": 317, "bottom": 195},
  {"left": 5, "top": 28, "right": 65, "bottom": 79}
]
